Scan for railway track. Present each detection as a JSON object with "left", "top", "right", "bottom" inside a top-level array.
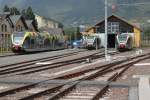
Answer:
[
  {"left": 0, "top": 50, "right": 107, "bottom": 77},
  {"left": 0, "top": 49, "right": 88, "bottom": 69},
  {"left": 0, "top": 52, "right": 149, "bottom": 100},
  {"left": 0, "top": 51, "right": 82, "bottom": 72},
  {"left": 38, "top": 53, "right": 150, "bottom": 100}
]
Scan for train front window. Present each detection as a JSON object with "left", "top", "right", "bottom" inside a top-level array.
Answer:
[
  {"left": 14, "top": 37, "right": 23, "bottom": 44},
  {"left": 118, "top": 34, "right": 127, "bottom": 42},
  {"left": 87, "top": 36, "right": 95, "bottom": 39},
  {"left": 13, "top": 32, "right": 24, "bottom": 37},
  {"left": 13, "top": 32, "right": 25, "bottom": 44}
]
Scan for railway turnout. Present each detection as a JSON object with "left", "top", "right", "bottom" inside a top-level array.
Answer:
[{"left": 0, "top": 49, "right": 149, "bottom": 100}]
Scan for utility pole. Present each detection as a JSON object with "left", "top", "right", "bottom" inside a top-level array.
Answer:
[{"left": 105, "top": 0, "right": 108, "bottom": 60}]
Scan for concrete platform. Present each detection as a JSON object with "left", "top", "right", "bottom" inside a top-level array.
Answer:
[{"left": 133, "top": 75, "right": 150, "bottom": 100}]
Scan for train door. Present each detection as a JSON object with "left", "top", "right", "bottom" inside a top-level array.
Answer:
[
  {"left": 108, "top": 34, "right": 116, "bottom": 48},
  {"left": 23, "top": 37, "right": 30, "bottom": 49}
]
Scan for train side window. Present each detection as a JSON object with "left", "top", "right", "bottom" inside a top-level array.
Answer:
[{"left": 31, "top": 39, "right": 34, "bottom": 44}]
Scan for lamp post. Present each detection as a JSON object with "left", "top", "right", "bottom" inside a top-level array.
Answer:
[{"left": 105, "top": 0, "right": 108, "bottom": 60}]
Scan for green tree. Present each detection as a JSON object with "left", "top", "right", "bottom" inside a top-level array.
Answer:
[
  {"left": 32, "top": 19, "right": 38, "bottom": 31},
  {"left": 75, "top": 27, "right": 81, "bottom": 40},
  {"left": 26, "top": 6, "right": 35, "bottom": 20},
  {"left": 21, "top": 9, "right": 26, "bottom": 18},
  {"left": 10, "top": 7, "right": 20, "bottom": 15},
  {"left": 3, "top": 5, "right": 10, "bottom": 12},
  {"left": 22, "top": 6, "right": 38, "bottom": 31},
  {"left": 58, "top": 22, "right": 63, "bottom": 28},
  {"left": 64, "top": 27, "right": 81, "bottom": 41}
]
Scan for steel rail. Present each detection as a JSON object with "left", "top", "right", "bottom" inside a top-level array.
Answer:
[
  {"left": 0, "top": 52, "right": 120, "bottom": 98},
  {"left": 0, "top": 51, "right": 146, "bottom": 100},
  {"left": 0, "top": 49, "right": 88, "bottom": 69},
  {"left": 46, "top": 54, "right": 150, "bottom": 100},
  {"left": 0, "top": 51, "right": 102, "bottom": 76}
]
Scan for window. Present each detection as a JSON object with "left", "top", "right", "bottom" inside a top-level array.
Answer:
[
  {"left": 95, "top": 26, "right": 101, "bottom": 33},
  {"left": 5, "top": 25, "right": 7, "bottom": 32},
  {"left": 1, "top": 24, "right": 7, "bottom": 32},
  {"left": 1, "top": 25, "right": 3, "bottom": 32},
  {"left": 20, "top": 27, "right": 23, "bottom": 31},
  {"left": 18, "top": 25, "right": 21, "bottom": 31},
  {"left": 16, "top": 25, "right": 22, "bottom": 31},
  {"left": 108, "top": 22, "right": 119, "bottom": 33}
]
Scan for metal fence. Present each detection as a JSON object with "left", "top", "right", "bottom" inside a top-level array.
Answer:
[
  {"left": 0, "top": 34, "right": 12, "bottom": 53},
  {"left": 141, "top": 34, "right": 150, "bottom": 47}
]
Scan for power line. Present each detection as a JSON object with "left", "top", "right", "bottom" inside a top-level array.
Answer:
[{"left": 117, "top": 2, "right": 150, "bottom": 6}]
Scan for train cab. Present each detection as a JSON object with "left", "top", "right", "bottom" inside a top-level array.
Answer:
[
  {"left": 116, "top": 33, "right": 134, "bottom": 51},
  {"left": 83, "top": 34, "right": 101, "bottom": 49},
  {"left": 11, "top": 32, "right": 25, "bottom": 52}
]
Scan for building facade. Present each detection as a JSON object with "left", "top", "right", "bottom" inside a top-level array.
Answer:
[
  {"left": 35, "top": 14, "right": 60, "bottom": 29},
  {"left": 26, "top": 20, "right": 37, "bottom": 32},
  {"left": 0, "top": 12, "right": 13, "bottom": 34},
  {"left": 85, "top": 15, "right": 141, "bottom": 48},
  {"left": 0, "top": 13, "right": 28, "bottom": 34},
  {"left": 9, "top": 15, "right": 28, "bottom": 32}
]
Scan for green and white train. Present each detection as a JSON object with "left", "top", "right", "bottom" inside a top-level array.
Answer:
[{"left": 11, "top": 31, "right": 65, "bottom": 53}]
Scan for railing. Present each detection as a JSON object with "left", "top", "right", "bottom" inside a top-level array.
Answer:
[
  {"left": 0, "top": 34, "right": 12, "bottom": 53},
  {"left": 141, "top": 34, "right": 150, "bottom": 47}
]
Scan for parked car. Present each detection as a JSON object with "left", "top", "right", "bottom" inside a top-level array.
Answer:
[
  {"left": 66, "top": 41, "right": 74, "bottom": 48},
  {"left": 73, "top": 40, "right": 83, "bottom": 48}
]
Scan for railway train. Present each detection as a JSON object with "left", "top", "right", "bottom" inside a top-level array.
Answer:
[
  {"left": 116, "top": 33, "right": 134, "bottom": 51},
  {"left": 11, "top": 31, "right": 65, "bottom": 52},
  {"left": 83, "top": 34, "right": 101, "bottom": 49}
]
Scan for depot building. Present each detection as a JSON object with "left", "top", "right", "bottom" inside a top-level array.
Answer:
[{"left": 83, "top": 15, "right": 141, "bottom": 48}]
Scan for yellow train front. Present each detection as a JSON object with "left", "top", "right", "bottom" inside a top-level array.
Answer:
[
  {"left": 116, "top": 33, "right": 134, "bottom": 51},
  {"left": 11, "top": 31, "right": 65, "bottom": 53}
]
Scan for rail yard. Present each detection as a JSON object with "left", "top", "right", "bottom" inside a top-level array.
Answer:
[
  {"left": 0, "top": 48, "right": 149, "bottom": 100},
  {"left": 0, "top": 1, "right": 150, "bottom": 100}
]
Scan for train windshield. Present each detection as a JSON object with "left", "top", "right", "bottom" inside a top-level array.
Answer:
[
  {"left": 13, "top": 32, "right": 24, "bottom": 44},
  {"left": 13, "top": 32, "right": 25, "bottom": 37},
  {"left": 87, "top": 36, "right": 95, "bottom": 39},
  {"left": 118, "top": 34, "right": 127, "bottom": 42},
  {"left": 14, "top": 37, "right": 23, "bottom": 44}
]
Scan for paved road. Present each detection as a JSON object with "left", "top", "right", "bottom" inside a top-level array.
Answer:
[{"left": 0, "top": 49, "right": 85, "bottom": 66}]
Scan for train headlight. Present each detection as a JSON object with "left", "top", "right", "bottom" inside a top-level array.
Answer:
[
  {"left": 119, "top": 44, "right": 125, "bottom": 48},
  {"left": 73, "top": 42, "right": 77, "bottom": 46}
]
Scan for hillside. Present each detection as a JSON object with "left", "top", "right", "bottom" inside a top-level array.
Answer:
[{"left": 0, "top": 0, "right": 150, "bottom": 26}]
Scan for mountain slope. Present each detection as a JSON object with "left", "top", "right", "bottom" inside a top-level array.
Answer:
[{"left": 0, "top": 0, "right": 150, "bottom": 26}]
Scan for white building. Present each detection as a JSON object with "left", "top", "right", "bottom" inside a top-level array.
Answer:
[{"left": 35, "top": 14, "right": 60, "bottom": 29}]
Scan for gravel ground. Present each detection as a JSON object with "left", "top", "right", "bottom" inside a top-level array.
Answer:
[
  {"left": 0, "top": 48, "right": 150, "bottom": 100},
  {"left": 0, "top": 48, "right": 146, "bottom": 85},
  {"left": 100, "top": 49, "right": 150, "bottom": 100},
  {"left": 0, "top": 84, "right": 57, "bottom": 100},
  {"left": 0, "top": 49, "right": 85, "bottom": 65},
  {"left": 0, "top": 50, "right": 104, "bottom": 81},
  {"left": 0, "top": 83, "right": 25, "bottom": 93}
]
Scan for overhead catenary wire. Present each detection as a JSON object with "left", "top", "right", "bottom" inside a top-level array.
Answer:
[{"left": 115, "top": 2, "right": 150, "bottom": 6}]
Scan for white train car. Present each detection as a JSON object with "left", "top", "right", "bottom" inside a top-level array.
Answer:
[
  {"left": 116, "top": 33, "right": 134, "bottom": 51},
  {"left": 83, "top": 33, "right": 103, "bottom": 49}
]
